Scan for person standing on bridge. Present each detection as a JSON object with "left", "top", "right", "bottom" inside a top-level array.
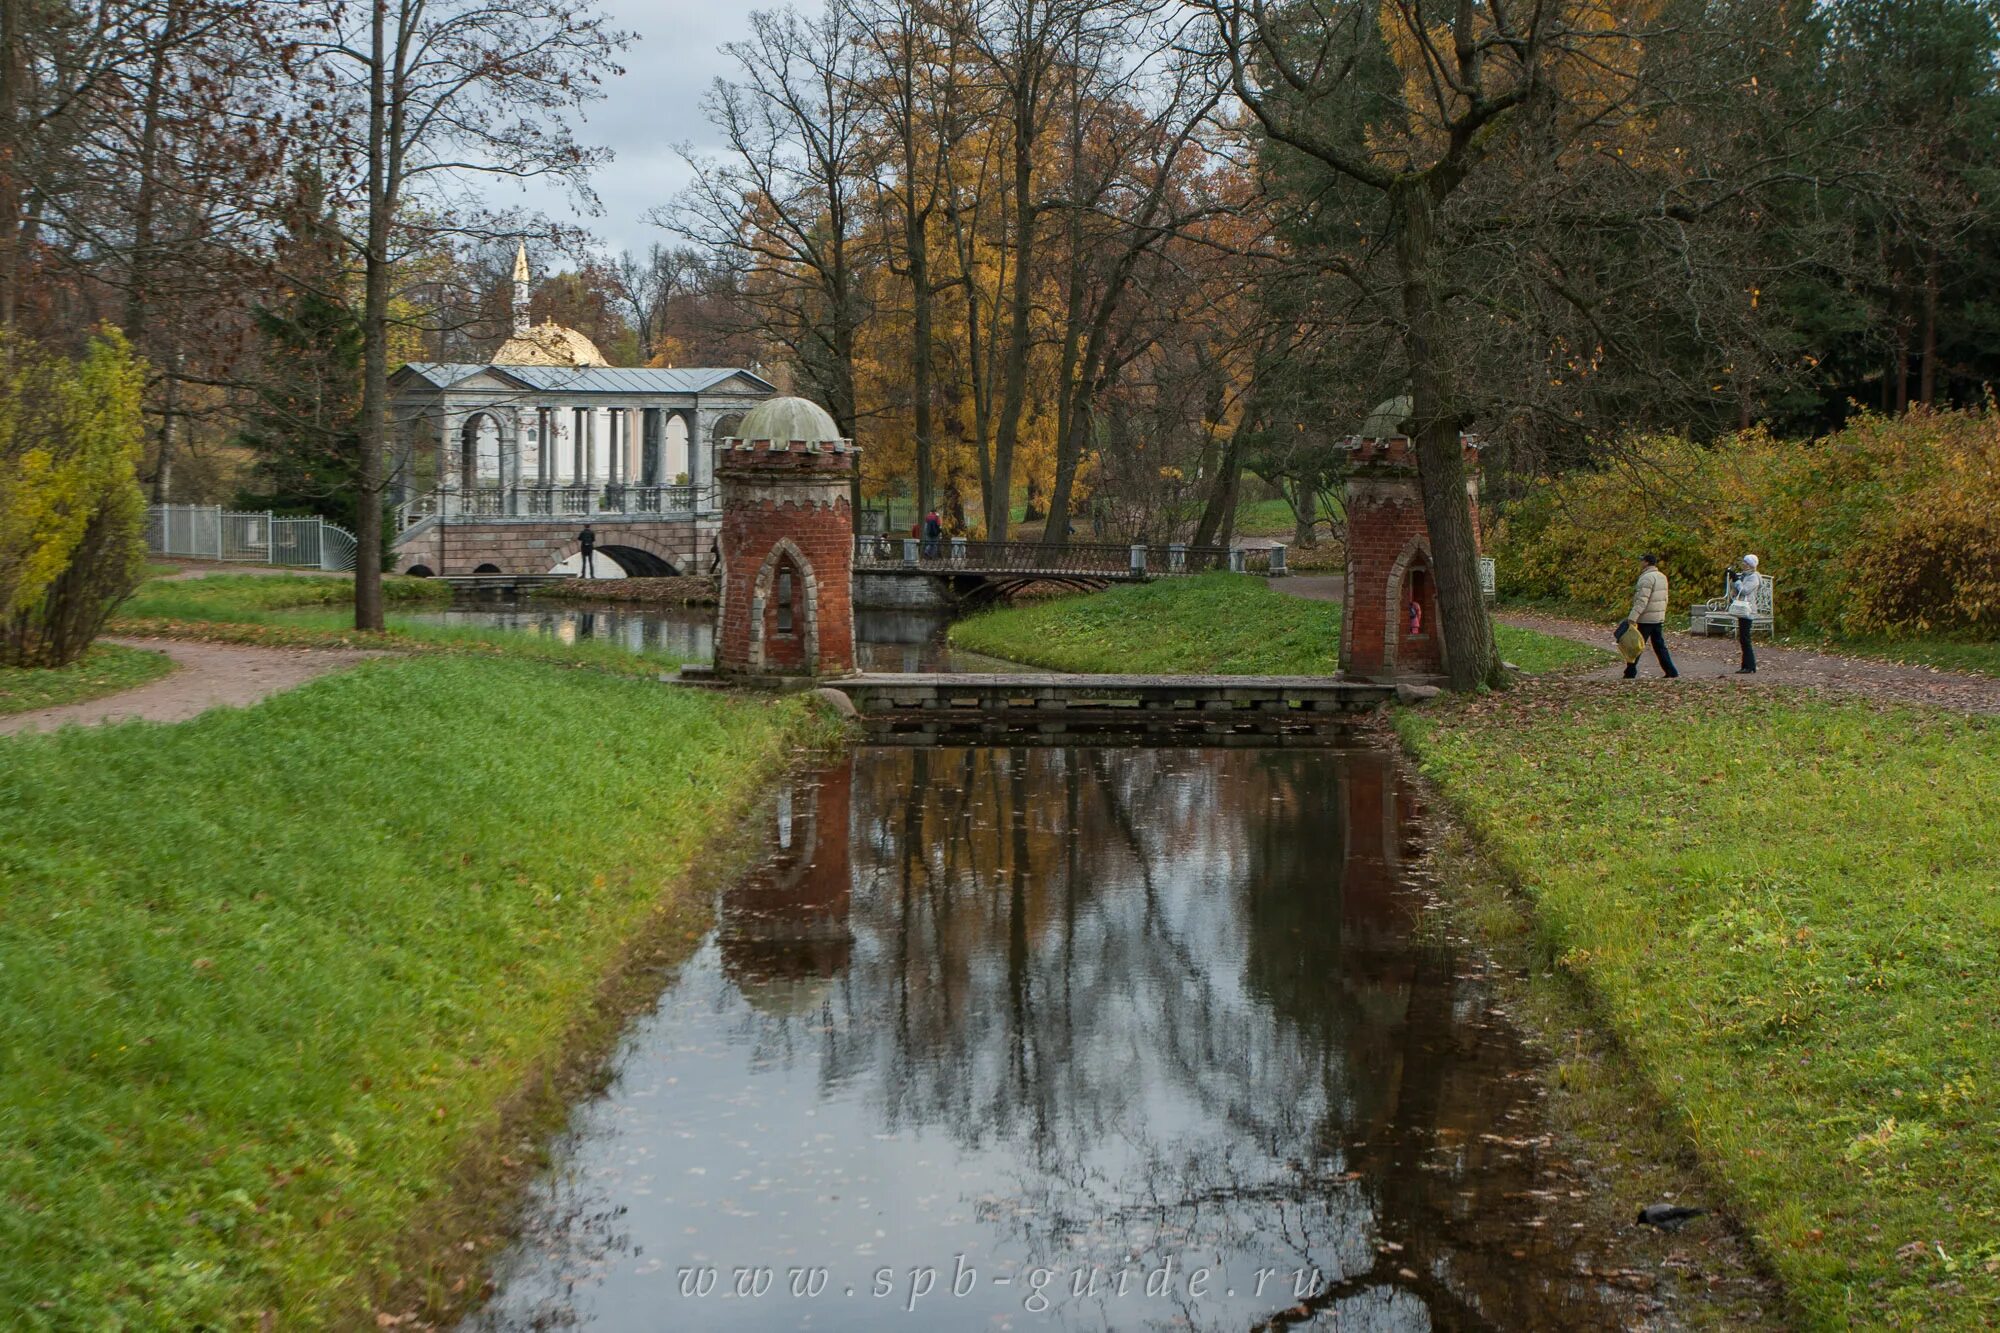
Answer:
[
  {"left": 923, "top": 509, "right": 942, "bottom": 559},
  {"left": 577, "top": 524, "right": 597, "bottom": 579}
]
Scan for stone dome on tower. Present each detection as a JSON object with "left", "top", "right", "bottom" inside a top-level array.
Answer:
[
  {"left": 491, "top": 240, "right": 612, "bottom": 368},
  {"left": 729, "top": 395, "right": 845, "bottom": 446}
]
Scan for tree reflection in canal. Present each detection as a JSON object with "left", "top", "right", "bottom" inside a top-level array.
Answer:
[{"left": 468, "top": 746, "right": 1641, "bottom": 1332}]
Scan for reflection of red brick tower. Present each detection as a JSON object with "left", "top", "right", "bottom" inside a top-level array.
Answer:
[
  {"left": 1339, "top": 436, "right": 1483, "bottom": 681},
  {"left": 715, "top": 397, "right": 858, "bottom": 677},
  {"left": 718, "top": 756, "right": 855, "bottom": 1006}
]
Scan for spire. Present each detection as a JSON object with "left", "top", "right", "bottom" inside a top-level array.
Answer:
[{"left": 511, "top": 241, "right": 531, "bottom": 336}]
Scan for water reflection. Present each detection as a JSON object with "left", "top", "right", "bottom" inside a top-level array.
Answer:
[
  {"left": 405, "top": 603, "right": 714, "bottom": 661},
  {"left": 469, "top": 747, "right": 1632, "bottom": 1331}
]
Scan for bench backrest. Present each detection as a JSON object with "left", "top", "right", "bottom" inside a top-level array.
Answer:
[{"left": 1718, "top": 573, "right": 1775, "bottom": 616}]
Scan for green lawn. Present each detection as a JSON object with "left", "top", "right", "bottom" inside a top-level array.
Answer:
[
  {"left": 110, "top": 573, "right": 692, "bottom": 675},
  {"left": 950, "top": 572, "right": 1606, "bottom": 675},
  {"left": 0, "top": 643, "right": 173, "bottom": 716},
  {"left": 1400, "top": 688, "right": 2000, "bottom": 1329},
  {"left": 117, "top": 572, "right": 450, "bottom": 621},
  {"left": 0, "top": 655, "right": 823, "bottom": 1327}
]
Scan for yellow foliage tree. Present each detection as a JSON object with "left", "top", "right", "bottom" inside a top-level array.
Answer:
[{"left": 0, "top": 329, "right": 151, "bottom": 666}]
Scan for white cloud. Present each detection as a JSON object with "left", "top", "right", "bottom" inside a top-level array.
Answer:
[{"left": 495, "top": 0, "right": 759, "bottom": 256}]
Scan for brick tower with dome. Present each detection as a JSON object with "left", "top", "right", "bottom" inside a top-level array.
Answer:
[{"left": 713, "top": 396, "right": 858, "bottom": 678}]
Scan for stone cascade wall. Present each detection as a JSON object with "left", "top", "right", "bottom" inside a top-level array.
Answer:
[
  {"left": 715, "top": 437, "right": 858, "bottom": 677},
  {"left": 393, "top": 517, "right": 714, "bottom": 577},
  {"left": 1340, "top": 436, "right": 1483, "bottom": 681}
]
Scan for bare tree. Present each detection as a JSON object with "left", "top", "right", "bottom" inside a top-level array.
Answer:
[
  {"left": 670, "top": 1, "right": 879, "bottom": 516},
  {"left": 297, "top": 0, "right": 627, "bottom": 629}
]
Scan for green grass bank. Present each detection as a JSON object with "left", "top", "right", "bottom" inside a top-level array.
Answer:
[
  {"left": 109, "top": 573, "right": 694, "bottom": 676},
  {"left": 1399, "top": 686, "right": 2000, "bottom": 1329},
  {"left": 0, "top": 643, "right": 173, "bottom": 716},
  {"left": 950, "top": 572, "right": 1606, "bottom": 675},
  {"left": 0, "top": 655, "right": 827, "bottom": 1327}
]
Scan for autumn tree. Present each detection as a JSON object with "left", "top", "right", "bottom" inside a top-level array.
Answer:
[{"left": 1197, "top": 0, "right": 1797, "bottom": 690}]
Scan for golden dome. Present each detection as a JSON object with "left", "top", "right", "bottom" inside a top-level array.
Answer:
[{"left": 492, "top": 319, "right": 610, "bottom": 368}]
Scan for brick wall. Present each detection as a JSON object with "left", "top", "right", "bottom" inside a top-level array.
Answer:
[
  {"left": 715, "top": 444, "right": 857, "bottom": 677},
  {"left": 1340, "top": 437, "right": 1482, "bottom": 681}
]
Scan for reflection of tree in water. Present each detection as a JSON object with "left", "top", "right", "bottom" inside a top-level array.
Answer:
[{"left": 716, "top": 746, "right": 1624, "bottom": 1329}]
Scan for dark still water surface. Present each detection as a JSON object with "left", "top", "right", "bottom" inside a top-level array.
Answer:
[
  {"left": 466, "top": 746, "right": 1629, "bottom": 1332},
  {"left": 401, "top": 604, "right": 1019, "bottom": 673}
]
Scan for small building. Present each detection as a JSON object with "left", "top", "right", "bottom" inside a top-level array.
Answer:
[{"left": 387, "top": 244, "right": 775, "bottom": 577}]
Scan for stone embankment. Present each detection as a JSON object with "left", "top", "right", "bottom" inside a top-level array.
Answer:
[{"left": 530, "top": 576, "right": 718, "bottom": 606}]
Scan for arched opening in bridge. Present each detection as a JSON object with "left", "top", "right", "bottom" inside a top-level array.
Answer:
[
  {"left": 459, "top": 411, "right": 504, "bottom": 486},
  {"left": 405, "top": 564, "right": 435, "bottom": 578},
  {"left": 548, "top": 544, "right": 680, "bottom": 579},
  {"left": 473, "top": 562, "right": 501, "bottom": 574}
]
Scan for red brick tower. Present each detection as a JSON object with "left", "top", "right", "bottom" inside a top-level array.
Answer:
[
  {"left": 715, "top": 397, "right": 859, "bottom": 678},
  {"left": 1339, "top": 435, "right": 1484, "bottom": 681}
]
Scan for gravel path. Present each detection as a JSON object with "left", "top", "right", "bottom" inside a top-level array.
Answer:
[
  {"left": 1499, "top": 610, "right": 2000, "bottom": 714},
  {"left": 0, "top": 637, "right": 383, "bottom": 736}
]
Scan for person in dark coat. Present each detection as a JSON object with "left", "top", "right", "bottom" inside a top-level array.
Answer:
[
  {"left": 577, "top": 524, "right": 597, "bottom": 578},
  {"left": 922, "top": 509, "right": 943, "bottom": 558}
]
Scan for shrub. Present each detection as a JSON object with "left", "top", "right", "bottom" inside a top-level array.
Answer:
[
  {"left": 1491, "top": 410, "right": 2000, "bottom": 636},
  {"left": 0, "top": 329, "right": 150, "bottom": 666}
]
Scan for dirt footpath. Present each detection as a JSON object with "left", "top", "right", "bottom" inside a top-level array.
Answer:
[
  {"left": 1500, "top": 610, "right": 2000, "bottom": 714},
  {"left": 0, "top": 637, "right": 384, "bottom": 736}
]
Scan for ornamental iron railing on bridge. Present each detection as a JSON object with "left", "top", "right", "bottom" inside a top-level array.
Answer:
[
  {"left": 396, "top": 483, "right": 714, "bottom": 531},
  {"left": 852, "top": 536, "right": 1288, "bottom": 578}
]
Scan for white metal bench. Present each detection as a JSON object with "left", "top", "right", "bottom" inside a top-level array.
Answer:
[
  {"left": 1690, "top": 574, "right": 1775, "bottom": 637},
  {"left": 1478, "top": 556, "right": 1496, "bottom": 603}
]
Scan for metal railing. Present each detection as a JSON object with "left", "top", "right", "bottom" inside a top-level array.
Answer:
[
  {"left": 146, "top": 504, "right": 357, "bottom": 571},
  {"left": 395, "top": 484, "right": 715, "bottom": 529}
]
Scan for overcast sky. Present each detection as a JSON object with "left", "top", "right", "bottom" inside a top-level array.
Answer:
[{"left": 490, "top": 0, "right": 760, "bottom": 259}]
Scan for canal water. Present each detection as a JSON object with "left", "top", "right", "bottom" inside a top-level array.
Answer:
[
  {"left": 464, "top": 744, "right": 1646, "bottom": 1332},
  {"left": 401, "top": 603, "right": 1020, "bottom": 673}
]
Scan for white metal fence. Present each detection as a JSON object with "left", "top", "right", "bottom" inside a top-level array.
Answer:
[{"left": 146, "top": 505, "right": 358, "bottom": 571}]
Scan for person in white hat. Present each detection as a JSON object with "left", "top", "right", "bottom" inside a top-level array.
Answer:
[{"left": 1726, "top": 554, "right": 1762, "bottom": 674}]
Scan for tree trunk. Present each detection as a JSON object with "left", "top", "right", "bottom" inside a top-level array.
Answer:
[
  {"left": 1395, "top": 182, "right": 1498, "bottom": 692},
  {"left": 1919, "top": 254, "right": 1939, "bottom": 407},
  {"left": 988, "top": 113, "right": 1036, "bottom": 542},
  {"left": 0, "top": 0, "right": 23, "bottom": 333},
  {"left": 909, "top": 222, "right": 935, "bottom": 517},
  {"left": 1190, "top": 427, "right": 1243, "bottom": 550},
  {"left": 353, "top": 0, "right": 391, "bottom": 632}
]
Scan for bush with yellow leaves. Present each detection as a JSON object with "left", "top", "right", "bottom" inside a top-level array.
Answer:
[
  {"left": 1491, "top": 410, "right": 2000, "bottom": 637},
  {"left": 0, "top": 329, "right": 150, "bottom": 667}
]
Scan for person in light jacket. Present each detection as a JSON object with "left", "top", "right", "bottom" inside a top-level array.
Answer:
[
  {"left": 1728, "top": 554, "right": 1762, "bottom": 674},
  {"left": 1621, "top": 553, "right": 1679, "bottom": 679}
]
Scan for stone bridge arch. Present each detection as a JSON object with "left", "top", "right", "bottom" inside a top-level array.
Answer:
[{"left": 548, "top": 530, "right": 685, "bottom": 577}]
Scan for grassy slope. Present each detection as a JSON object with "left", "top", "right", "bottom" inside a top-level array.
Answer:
[
  {"left": 0, "top": 643, "right": 173, "bottom": 716},
  {"left": 951, "top": 572, "right": 1606, "bottom": 675},
  {"left": 1400, "top": 687, "right": 2000, "bottom": 1329},
  {"left": 0, "top": 656, "right": 819, "bottom": 1327}
]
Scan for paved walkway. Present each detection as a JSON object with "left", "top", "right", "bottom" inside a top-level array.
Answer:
[
  {"left": 0, "top": 637, "right": 383, "bottom": 736},
  {"left": 1499, "top": 611, "right": 2000, "bottom": 714}
]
